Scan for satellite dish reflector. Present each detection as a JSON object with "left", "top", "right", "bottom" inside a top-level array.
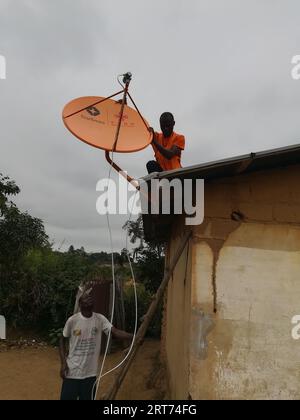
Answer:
[{"left": 62, "top": 96, "right": 152, "bottom": 153}]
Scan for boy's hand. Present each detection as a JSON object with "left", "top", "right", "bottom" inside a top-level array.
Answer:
[
  {"left": 149, "top": 127, "right": 156, "bottom": 143},
  {"left": 60, "top": 362, "right": 69, "bottom": 380},
  {"left": 115, "top": 98, "right": 127, "bottom": 105}
]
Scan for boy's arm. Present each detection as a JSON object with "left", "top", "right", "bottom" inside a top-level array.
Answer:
[
  {"left": 152, "top": 138, "right": 181, "bottom": 160},
  {"left": 59, "top": 336, "right": 69, "bottom": 379},
  {"left": 111, "top": 326, "right": 133, "bottom": 341}
]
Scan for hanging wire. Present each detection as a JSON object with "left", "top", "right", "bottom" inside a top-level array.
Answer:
[{"left": 92, "top": 75, "right": 139, "bottom": 400}]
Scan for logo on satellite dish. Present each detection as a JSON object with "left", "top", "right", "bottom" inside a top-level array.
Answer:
[{"left": 86, "top": 106, "right": 100, "bottom": 117}]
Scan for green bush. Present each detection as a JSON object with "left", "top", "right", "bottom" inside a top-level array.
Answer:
[
  {"left": 0, "top": 173, "right": 164, "bottom": 344},
  {"left": 48, "top": 327, "right": 63, "bottom": 346},
  {"left": 123, "top": 282, "right": 162, "bottom": 338}
]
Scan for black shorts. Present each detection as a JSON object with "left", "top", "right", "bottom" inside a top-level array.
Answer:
[
  {"left": 60, "top": 376, "right": 97, "bottom": 400},
  {"left": 146, "top": 160, "right": 163, "bottom": 174}
]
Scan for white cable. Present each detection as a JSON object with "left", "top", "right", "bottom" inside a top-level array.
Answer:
[
  {"left": 98, "top": 189, "right": 139, "bottom": 380},
  {"left": 92, "top": 149, "right": 116, "bottom": 400},
  {"left": 92, "top": 82, "right": 139, "bottom": 399},
  {"left": 93, "top": 185, "right": 139, "bottom": 399},
  {"left": 117, "top": 74, "right": 125, "bottom": 89}
]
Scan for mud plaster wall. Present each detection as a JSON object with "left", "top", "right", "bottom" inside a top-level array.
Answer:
[
  {"left": 190, "top": 164, "right": 300, "bottom": 399},
  {"left": 165, "top": 164, "right": 300, "bottom": 399},
  {"left": 162, "top": 218, "right": 192, "bottom": 400}
]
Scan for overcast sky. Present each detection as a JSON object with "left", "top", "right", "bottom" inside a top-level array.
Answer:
[{"left": 1, "top": 0, "right": 300, "bottom": 252}]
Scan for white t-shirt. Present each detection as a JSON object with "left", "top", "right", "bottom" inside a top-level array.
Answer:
[{"left": 63, "top": 312, "right": 112, "bottom": 379}]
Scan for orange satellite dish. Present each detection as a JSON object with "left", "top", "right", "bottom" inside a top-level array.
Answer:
[
  {"left": 63, "top": 96, "right": 152, "bottom": 153},
  {"left": 62, "top": 73, "right": 153, "bottom": 189}
]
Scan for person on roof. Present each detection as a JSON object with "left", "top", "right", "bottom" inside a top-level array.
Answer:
[{"left": 147, "top": 112, "right": 185, "bottom": 173}]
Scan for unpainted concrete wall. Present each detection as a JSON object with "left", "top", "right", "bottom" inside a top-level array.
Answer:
[
  {"left": 190, "top": 165, "right": 300, "bottom": 399},
  {"left": 165, "top": 164, "right": 300, "bottom": 399},
  {"left": 163, "top": 219, "right": 192, "bottom": 400}
]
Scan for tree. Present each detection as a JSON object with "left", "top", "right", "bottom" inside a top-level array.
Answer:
[
  {"left": 0, "top": 172, "right": 20, "bottom": 216},
  {"left": 0, "top": 173, "right": 50, "bottom": 329},
  {"left": 0, "top": 208, "right": 49, "bottom": 266},
  {"left": 0, "top": 174, "right": 49, "bottom": 267},
  {"left": 123, "top": 215, "right": 165, "bottom": 294},
  {"left": 123, "top": 215, "right": 144, "bottom": 249}
]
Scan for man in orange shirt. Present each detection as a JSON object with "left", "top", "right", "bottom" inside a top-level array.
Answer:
[{"left": 147, "top": 112, "right": 185, "bottom": 173}]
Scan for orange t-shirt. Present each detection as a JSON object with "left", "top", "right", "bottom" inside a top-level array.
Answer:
[{"left": 152, "top": 131, "right": 185, "bottom": 171}]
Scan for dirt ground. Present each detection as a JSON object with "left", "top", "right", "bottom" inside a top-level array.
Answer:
[{"left": 0, "top": 339, "right": 166, "bottom": 400}]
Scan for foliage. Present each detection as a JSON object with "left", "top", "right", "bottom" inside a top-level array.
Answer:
[
  {"left": 0, "top": 173, "right": 165, "bottom": 343},
  {"left": 0, "top": 173, "right": 49, "bottom": 267},
  {"left": 123, "top": 282, "right": 162, "bottom": 338},
  {"left": 48, "top": 327, "right": 63, "bottom": 346},
  {"left": 123, "top": 215, "right": 165, "bottom": 293},
  {"left": 122, "top": 215, "right": 165, "bottom": 336},
  {"left": 0, "top": 172, "right": 20, "bottom": 215}
]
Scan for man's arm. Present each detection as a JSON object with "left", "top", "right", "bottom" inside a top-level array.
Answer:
[
  {"left": 152, "top": 138, "right": 181, "bottom": 160},
  {"left": 59, "top": 336, "right": 69, "bottom": 379},
  {"left": 111, "top": 326, "right": 133, "bottom": 341},
  {"left": 149, "top": 128, "right": 180, "bottom": 160}
]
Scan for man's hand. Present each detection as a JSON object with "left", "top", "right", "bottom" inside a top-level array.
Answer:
[
  {"left": 148, "top": 127, "right": 157, "bottom": 143},
  {"left": 115, "top": 98, "right": 127, "bottom": 105},
  {"left": 111, "top": 326, "right": 133, "bottom": 341},
  {"left": 149, "top": 131, "right": 179, "bottom": 160},
  {"left": 123, "top": 345, "right": 131, "bottom": 356},
  {"left": 60, "top": 362, "right": 69, "bottom": 380},
  {"left": 59, "top": 336, "right": 69, "bottom": 379}
]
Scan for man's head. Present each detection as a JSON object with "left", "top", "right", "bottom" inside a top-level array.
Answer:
[
  {"left": 79, "top": 293, "right": 94, "bottom": 313},
  {"left": 160, "top": 112, "right": 175, "bottom": 138}
]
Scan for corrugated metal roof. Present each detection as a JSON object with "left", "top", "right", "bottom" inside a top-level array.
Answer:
[
  {"left": 142, "top": 142, "right": 300, "bottom": 182},
  {"left": 141, "top": 143, "right": 300, "bottom": 242}
]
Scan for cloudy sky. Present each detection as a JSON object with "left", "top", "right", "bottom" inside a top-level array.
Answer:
[{"left": 1, "top": 0, "right": 300, "bottom": 252}]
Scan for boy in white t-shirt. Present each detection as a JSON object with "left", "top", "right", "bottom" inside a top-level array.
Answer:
[{"left": 59, "top": 293, "right": 133, "bottom": 400}]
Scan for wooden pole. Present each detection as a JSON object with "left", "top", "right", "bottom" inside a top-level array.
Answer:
[{"left": 102, "top": 230, "right": 192, "bottom": 400}]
